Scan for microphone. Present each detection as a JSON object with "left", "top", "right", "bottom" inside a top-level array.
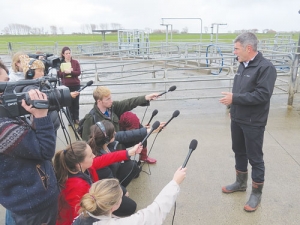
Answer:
[
  {"left": 141, "top": 121, "right": 160, "bottom": 145},
  {"left": 182, "top": 139, "right": 198, "bottom": 168},
  {"left": 157, "top": 85, "right": 176, "bottom": 97},
  {"left": 158, "top": 110, "right": 180, "bottom": 133},
  {"left": 77, "top": 80, "right": 93, "bottom": 92},
  {"left": 146, "top": 109, "right": 158, "bottom": 126}
]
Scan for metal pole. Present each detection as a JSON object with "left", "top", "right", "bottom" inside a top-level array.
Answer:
[
  {"left": 166, "top": 25, "right": 169, "bottom": 45},
  {"left": 200, "top": 18, "right": 202, "bottom": 42},
  {"left": 287, "top": 33, "right": 300, "bottom": 106},
  {"left": 170, "top": 25, "right": 173, "bottom": 42},
  {"left": 216, "top": 25, "right": 219, "bottom": 45},
  {"left": 161, "top": 18, "right": 203, "bottom": 42},
  {"left": 210, "top": 24, "right": 214, "bottom": 42}
]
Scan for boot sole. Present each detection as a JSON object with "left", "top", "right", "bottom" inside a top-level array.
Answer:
[
  {"left": 244, "top": 204, "right": 259, "bottom": 212},
  {"left": 222, "top": 188, "right": 246, "bottom": 193}
]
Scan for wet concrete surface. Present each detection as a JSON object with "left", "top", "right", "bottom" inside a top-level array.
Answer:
[{"left": 1, "top": 54, "right": 300, "bottom": 224}]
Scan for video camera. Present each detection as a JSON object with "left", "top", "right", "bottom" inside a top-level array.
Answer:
[
  {"left": 28, "top": 53, "right": 61, "bottom": 73},
  {"left": 0, "top": 77, "right": 71, "bottom": 118}
]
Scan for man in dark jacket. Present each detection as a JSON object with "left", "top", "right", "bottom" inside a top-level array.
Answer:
[
  {"left": 0, "top": 89, "right": 59, "bottom": 224},
  {"left": 82, "top": 86, "right": 159, "bottom": 163},
  {"left": 219, "top": 32, "right": 277, "bottom": 212}
]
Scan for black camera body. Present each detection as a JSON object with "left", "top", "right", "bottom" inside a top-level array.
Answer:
[
  {"left": 0, "top": 77, "right": 71, "bottom": 118},
  {"left": 27, "top": 53, "right": 61, "bottom": 73}
]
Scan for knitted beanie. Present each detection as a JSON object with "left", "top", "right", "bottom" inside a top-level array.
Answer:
[
  {"left": 19, "top": 55, "right": 45, "bottom": 77},
  {"left": 119, "top": 112, "right": 140, "bottom": 131}
]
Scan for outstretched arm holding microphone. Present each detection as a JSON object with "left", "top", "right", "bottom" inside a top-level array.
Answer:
[
  {"left": 70, "top": 80, "right": 93, "bottom": 98},
  {"left": 75, "top": 166, "right": 187, "bottom": 225}
]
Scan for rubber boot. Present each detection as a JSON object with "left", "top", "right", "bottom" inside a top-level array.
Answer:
[
  {"left": 244, "top": 181, "right": 263, "bottom": 212},
  {"left": 222, "top": 170, "right": 248, "bottom": 193},
  {"left": 139, "top": 147, "right": 156, "bottom": 164}
]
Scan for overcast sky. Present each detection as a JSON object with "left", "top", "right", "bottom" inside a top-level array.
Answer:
[{"left": 1, "top": 0, "right": 299, "bottom": 34}]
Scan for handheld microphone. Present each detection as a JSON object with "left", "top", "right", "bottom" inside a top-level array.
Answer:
[
  {"left": 182, "top": 139, "right": 198, "bottom": 168},
  {"left": 146, "top": 109, "right": 158, "bottom": 126},
  {"left": 158, "top": 110, "right": 180, "bottom": 133},
  {"left": 157, "top": 85, "right": 176, "bottom": 97},
  {"left": 77, "top": 80, "right": 93, "bottom": 92},
  {"left": 141, "top": 121, "right": 160, "bottom": 145}
]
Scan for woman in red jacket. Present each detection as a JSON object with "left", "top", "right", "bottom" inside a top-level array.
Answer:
[
  {"left": 57, "top": 46, "right": 81, "bottom": 125},
  {"left": 53, "top": 141, "right": 142, "bottom": 225}
]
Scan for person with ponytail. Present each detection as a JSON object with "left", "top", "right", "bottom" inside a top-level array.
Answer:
[
  {"left": 74, "top": 167, "right": 187, "bottom": 225},
  {"left": 53, "top": 141, "right": 142, "bottom": 225}
]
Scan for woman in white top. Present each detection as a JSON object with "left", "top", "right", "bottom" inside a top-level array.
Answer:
[
  {"left": 8, "top": 52, "right": 25, "bottom": 81},
  {"left": 74, "top": 167, "right": 187, "bottom": 225}
]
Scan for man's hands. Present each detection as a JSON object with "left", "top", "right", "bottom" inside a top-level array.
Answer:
[
  {"left": 21, "top": 89, "right": 48, "bottom": 118},
  {"left": 145, "top": 93, "right": 159, "bottom": 101},
  {"left": 219, "top": 92, "right": 233, "bottom": 106},
  {"left": 145, "top": 122, "right": 166, "bottom": 133}
]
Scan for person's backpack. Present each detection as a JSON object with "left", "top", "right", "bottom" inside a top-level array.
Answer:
[{"left": 76, "top": 108, "right": 96, "bottom": 138}]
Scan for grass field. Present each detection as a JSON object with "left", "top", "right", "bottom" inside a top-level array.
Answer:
[
  {"left": 0, "top": 33, "right": 298, "bottom": 55},
  {"left": 0, "top": 33, "right": 298, "bottom": 44}
]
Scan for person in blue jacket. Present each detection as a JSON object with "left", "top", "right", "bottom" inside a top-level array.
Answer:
[{"left": 0, "top": 89, "right": 59, "bottom": 225}]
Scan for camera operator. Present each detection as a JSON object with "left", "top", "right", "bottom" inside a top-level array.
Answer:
[
  {"left": 0, "top": 89, "right": 59, "bottom": 225},
  {"left": 19, "top": 54, "right": 61, "bottom": 131}
]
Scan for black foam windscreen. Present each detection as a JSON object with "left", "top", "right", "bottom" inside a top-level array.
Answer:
[{"left": 168, "top": 85, "right": 176, "bottom": 92}]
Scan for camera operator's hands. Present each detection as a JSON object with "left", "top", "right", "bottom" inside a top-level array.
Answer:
[
  {"left": 21, "top": 89, "right": 48, "bottom": 118},
  {"left": 127, "top": 143, "right": 143, "bottom": 156}
]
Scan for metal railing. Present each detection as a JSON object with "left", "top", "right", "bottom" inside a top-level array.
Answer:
[{"left": 1, "top": 38, "right": 299, "bottom": 106}]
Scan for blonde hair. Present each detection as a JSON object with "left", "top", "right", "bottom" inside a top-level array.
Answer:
[
  {"left": 93, "top": 86, "right": 111, "bottom": 102},
  {"left": 78, "top": 179, "right": 123, "bottom": 216},
  {"left": 11, "top": 52, "right": 25, "bottom": 72}
]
